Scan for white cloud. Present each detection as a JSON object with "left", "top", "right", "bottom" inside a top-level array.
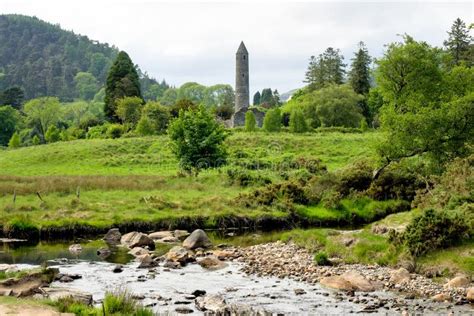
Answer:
[{"left": 1, "top": 0, "right": 472, "bottom": 94}]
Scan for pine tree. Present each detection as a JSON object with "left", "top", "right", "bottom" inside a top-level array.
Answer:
[
  {"left": 349, "top": 42, "right": 371, "bottom": 95},
  {"left": 304, "top": 48, "right": 346, "bottom": 90},
  {"left": 260, "top": 88, "right": 273, "bottom": 106},
  {"left": 253, "top": 91, "right": 261, "bottom": 105},
  {"left": 289, "top": 109, "right": 308, "bottom": 133},
  {"left": 104, "top": 51, "right": 143, "bottom": 122},
  {"left": 444, "top": 18, "right": 473, "bottom": 66},
  {"left": 245, "top": 110, "right": 257, "bottom": 132}
]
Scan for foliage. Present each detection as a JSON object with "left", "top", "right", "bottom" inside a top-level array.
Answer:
[
  {"left": 8, "top": 131, "right": 20, "bottom": 148},
  {"left": 140, "top": 101, "right": 170, "bottom": 134},
  {"left": 245, "top": 110, "right": 257, "bottom": 132},
  {"left": 0, "top": 105, "right": 21, "bottom": 146},
  {"left": 305, "top": 47, "right": 346, "bottom": 90},
  {"left": 257, "top": 88, "right": 281, "bottom": 107},
  {"left": 314, "top": 251, "right": 331, "bottom": 266},
  {"left": 74, "top": 72, "right": 99, "bottom": 100},
  {"left": 399, "top": 209, "right": 471, "bottom": 257},
  {"left": 168, "top": 105, "right": 228, "bottom": 174},
  {"left": 135, "top": 116, "right": 154, "bottom": 136},
  {"left": 23, "top": 97, "right": 60, "bottom": 141},
  {"left": 253, "top": 91, "right": 261, "bottom": 105},
  {"left": 106, "top": 124, "right": 125, "bottom": 139},
  {"left": 104, "top": 51, "right": 143, "bottom": 122},
  {"left": 263, "top": 108, "right": 282, "bottom": 132},
  {"left": 45, "top": 125, "right": 61, "bottom": 143},
  {"left": 289, "top": 108, "right": 308, "bottom": 133},
  {"left": 0, "top": 87, "right": 24, "bottom": 109},
  {"left": 443, "top": 18, "right": 473, "bottom": 66},
  {"left": 376, "top": 36, "right": 474, "bottom": 169},
  {"left": 170, "top": 99, "right": 196, "bottom": 117},
  {"left": 116, "top": 96, "right": 143, "bottom": 126}
]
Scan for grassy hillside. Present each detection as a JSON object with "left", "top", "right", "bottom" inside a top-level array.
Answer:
[{"left": 0, "top": 131, "right": 383, "bottom": 232}]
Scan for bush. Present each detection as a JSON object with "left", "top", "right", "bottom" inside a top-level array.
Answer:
[
  {"left": 238, "top": 180, "right": 308, "bottom": 207},
  {"left": 245, "top": 110, "right": 257, "bottom": 132},
  {"left": 168, "top": 105, "right": 228, "bottom": 174},
  {"left": 314, "top": 252, "right": 331, "bottom": 266},
  {"left": 141, "top": 101, "right": 170, "bottom": 134},
  {"left": 401, "top": 209, "right": 471, "bottom": 257},
  {"left": 106, "top": 124, "right": 125, "bottom": 139},
  {"left": 263, "top": 108, "right": 281, "bottom": 132},
  {"left": 135, "top": 116, "right": 155, "bottom": 136},
  {"left": 45, "top": 125, "right": 61, "bottom": 143},
  {"left": 8, "top": 131, "right": 20, "bottom": 148},
  {"left": 226, "top": 168, "right": 271, "bottom": 187},
  {"left": 289, "top": 108, "right": 309, "bottom": 133},
  {"left": 86, "top": 125, "right": 108, "bottom": 139},
  {"left": 116, "top": 96, "right": 143, "bottom": 126}
]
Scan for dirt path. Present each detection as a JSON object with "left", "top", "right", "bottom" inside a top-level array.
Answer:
[{"left": 0, "top": 304, "right": 73, "bottom": 315}]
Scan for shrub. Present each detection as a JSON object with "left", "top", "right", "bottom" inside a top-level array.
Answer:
[
  {"left": 168, "top": 105, "right": 228, "bottom": 174},
  {"left": 8, "top": 131, "right": 20, "bottom": 148},
  {"left": 337, "top": 160, "right": 373, "bottom": 195},
  {"left": 141, "top": 101, "right": 170, "bottom": 134},
  {"left": 245, "top": 110, "right": 257, "bottom": 132},
  {"left": 401, "top": 209, "right": 471, "bottom": 257},
  {"left": 314, "top": 252, "right": 331, "bottom": 266},
  {"left": 106, "top": 124, "right": 125, "bottom": 139},
  {"left": 86, "top": 125, "right": 108, "bottom": 139},
  {"left": 289, "top": 108, "right": 308, "bottom": 133},
  {"left": 360, "top": 118, "right": 369, "bottom": 131},
  {"left": 263, "top": 108, "right": 281, "bottom": 132},
  {"left": 45, "top": 125, "right": 61, "bottom": 143},
  {"left": 226, "top": 168, "right": 271, "bottom": 187},
  {"left": 32, "top": 135, "right": 40, "bottom": 145},
  {"left": 238, "top": 180, "right": 308, "bottom": 207},
  {"left": 135, "top": 116, "right": 155, "bottom": 136},
  {"left": 116, "top": 96, "right": 143, "bottom": 126}
]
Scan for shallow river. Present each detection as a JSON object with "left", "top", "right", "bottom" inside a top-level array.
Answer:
[{"left": 0, "top": 234, "right": 472, "bottom": 315}]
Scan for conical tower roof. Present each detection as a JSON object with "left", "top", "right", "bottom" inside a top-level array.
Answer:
[{"left": 237, "top": 41, "right": 248, "bottom": 54}]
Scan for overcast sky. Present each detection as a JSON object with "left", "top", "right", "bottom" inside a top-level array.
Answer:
[{"left": 2, "top": 1, "right": 473, "bottom": 95}]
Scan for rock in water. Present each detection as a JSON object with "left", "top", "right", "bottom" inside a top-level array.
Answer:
[
  {"left": 197, "top": 256, "right": 228, "bottom": 271},
  {"left": 68, "top": 244, "right": 82, "bottom": 255},
  {"left": 182, "top": 229, "right": 212, "bottom": 250},
  {"left": 138, "top": 254, "right": 158, "bottom": 268},
  {"left": 444, "top": 276, "right": 470, "bottom": 288},
  {"left": 97, "top": 247, "right": 111, "bottom": 258},
  {"left": 320, "top": 276, "right": 354, "bottom": 291},
  {"left": 431, "top": 292, "right": 451, "bottom": 302},
  {"left": 195, "top": 294, "right": 226, "bottom": 313},
  {"left": 113, "top": 265, "right": 123, "bottom": 273},
  {"left": 166, "top": 246, "right": 189, "bottom": 263},
  {"left": 41, "top": 287, "right": 93, "bottom": 305},
  {"left": 174, "top": 230, "right": 190, "bottom": 240},
  {"left": 341, "top": 271, "right": 375, "bottom": 292},
  {"left": 120, "top": 232, "right": 155, "bottom": 250},
  {"left": 389, "top": 268, "right": 411, "bottom": 284},
  {"left": 128, "top": 247, "right": 150, "bottom": 257},
  {"left": 103, "top": 228, "right": 121, "bottom": 243},
  {"left": 175, "top": 307, "right": 193, "bottom": 314}
]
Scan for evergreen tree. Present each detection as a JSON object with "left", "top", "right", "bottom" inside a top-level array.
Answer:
[
  {"left": 245, "top": 110, "right": 257, "bottom": 132},
  {"left": 305, "top": 48, "right": 346, "bottom": 90},
  {"left": 349, "top": 42, "right": 371, "bottom": 95},
  {"left": 104, "top": 51, "right": 143, "bottom": 122},
  {"left": 289, "top": 108, "right": 308, "bottom": 133},
  {"left": 0, "top": 87, "right": 24, "bottom": 109},
  {"left": 263, "top": 108, "right": 282, "bottom": 132},
  {"left": 8, "top": 131, "right": 20, "bottom": 148},
  {"left": 260, "top": 88, "right": 273, "bottom": 106},
  {"left": 273, "top": 89, "right": 281, "bottom": 106},
  {"left": 253, "top": 91, "right": 261, "bottom": 105},
  {"left": 444, "top": 18, "right": 473, "bottom": 66}
]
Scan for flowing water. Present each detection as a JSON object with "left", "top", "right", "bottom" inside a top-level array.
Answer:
[{"left": 0, "top": 233, "right": 472, "bottom": 315}]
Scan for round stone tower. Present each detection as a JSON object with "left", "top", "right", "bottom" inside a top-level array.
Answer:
[{"left": 235, "top": 41, "right": 249, "bottom": 113}]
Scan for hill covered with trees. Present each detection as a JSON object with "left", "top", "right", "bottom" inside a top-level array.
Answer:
[{"left": 0, "top": 14, "right": 168, "bottom": 101}]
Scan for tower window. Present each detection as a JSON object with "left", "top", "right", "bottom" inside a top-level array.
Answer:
[{"left": 243, "top": 55, "right": 246, "bottom": 60}]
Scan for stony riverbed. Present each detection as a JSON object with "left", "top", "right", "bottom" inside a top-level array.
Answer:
[{"left": 0, "top": 229, "right": 473, "bottom": 315}]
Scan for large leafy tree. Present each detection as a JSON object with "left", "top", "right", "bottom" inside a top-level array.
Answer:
[
  {"left": 444, "top": 18, "right": 473, "bottom": 66},
  {"left": 168, "top": 105, "right": 228, "bottom": 175},
  {"left": 104, "top": 51, "right": 143, "bottom": 122},
  {"left": 23, "top": 97, "right": 60, "bottom": 142},
  {"left": 74, "top": 72, "right": 99, "bottom": 100},
  {"left": 375, "top": 36, "right": 474, "bottom": 173},
  {"left": 0, "top": 105, "right": 21, "bottom": 146}
]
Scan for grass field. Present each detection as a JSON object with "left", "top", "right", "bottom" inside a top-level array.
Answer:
[{"left": 0, "top": 131, "right": 382, "bottom": 231}]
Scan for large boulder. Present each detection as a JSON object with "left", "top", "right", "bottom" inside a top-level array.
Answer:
[
  {"left": 320, "top": 276, "right": 354, "bottom": 291},
  {"left": 166, "top": 246, "right": 189, "bottom": 263},
  {"left": 182, "top": 229, "right": 212, "bottom": 250},
  {"left": 389, "top": 268, "right": 411, "bottom": 284},
  {"left": 195, "top": 294, "right": 227, "bottom": 313},
  {"left": 128, "top": 247, "right": 150, "bottom": 258},
  {"left": 197, "top": 256, "right": 228, "bottom": 271},
  {"left": 41, "top": 287, "right": 93, "bottom": 305},
  {"left": 444, "top": 276, "right": 470, "bottom": 288},
  {"left": 68, "top": 244, "right": 82, "bottom": 255},
  {"left": 120, "top": 232, "right": 155, "bottom": 250},
  {"left": 103, "top": 228, "right": 121, "bottom": 243},
  {"left": 341, "top": 271, "right": 375, "bottom": 292}
]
